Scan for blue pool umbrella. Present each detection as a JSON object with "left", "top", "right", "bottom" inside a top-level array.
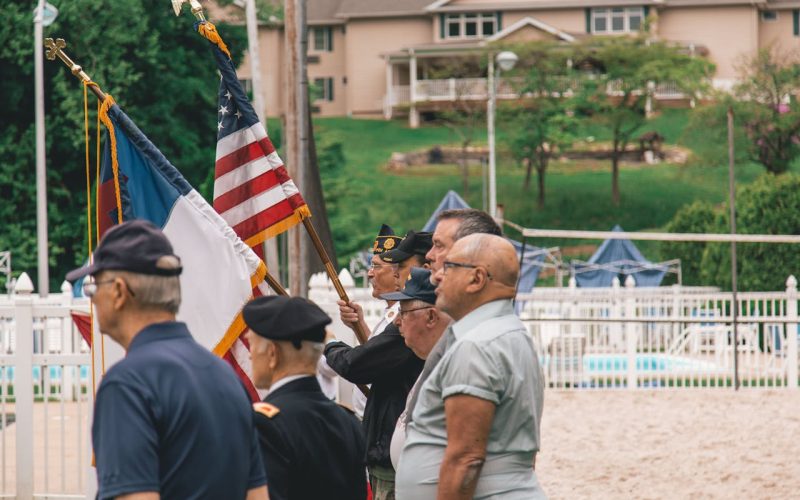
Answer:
[
  {"left": 572, "top": 225, "right": 667, "bottom": 287},
  {"left": 422, "top": 190, "right": 470, "bottom": 232}
]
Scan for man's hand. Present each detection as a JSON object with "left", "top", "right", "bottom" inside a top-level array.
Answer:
[{"left": 337, "top": 300, "right": 364, "bottom": 330}]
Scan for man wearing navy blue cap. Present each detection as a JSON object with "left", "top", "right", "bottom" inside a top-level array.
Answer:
[
  {"left": 379, "top": 268, "right": 451, "bottom": 470},
  {"left": 66, "top": 220, "right": 267, "bottom": 500},
  {"left": 243, "top": 296, "right": 366, "bottom": 500}
]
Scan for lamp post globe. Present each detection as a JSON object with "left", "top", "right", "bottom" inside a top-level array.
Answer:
[{"left": 496, "top": 50, "right": 519, "bottom": 72}]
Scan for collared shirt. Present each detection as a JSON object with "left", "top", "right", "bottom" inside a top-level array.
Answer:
[
  {"left": 267, "top": 374, "right": 314, "bottom": 397},
  {"left": 395, "top": 300, "right": 545, "bottom": 500},
  {"left": 92, "top": 322, "right": 266, "bottom": 500}
]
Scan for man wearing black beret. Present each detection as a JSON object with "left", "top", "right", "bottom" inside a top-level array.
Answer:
[{"left": 244, "top": 295, "right": 367, "bottom": 500}]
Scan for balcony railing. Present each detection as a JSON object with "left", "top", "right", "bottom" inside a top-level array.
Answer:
[{"left": 387, "top": 77, "right": 700, "bottom": 106}]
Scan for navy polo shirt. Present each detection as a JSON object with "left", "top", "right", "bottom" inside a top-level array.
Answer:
[{"left": 92, "top": 322, "right": 266, "bottom": 499}]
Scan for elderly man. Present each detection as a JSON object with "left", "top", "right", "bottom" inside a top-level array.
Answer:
[
  {"left": 325, "top": 229, "right": 431, "bottom": 500},
  {"left": 243, "top": 296, "right": 366, "bottom": 500},
  {"left": 396, "top": 234, "right": 546, "bottom": 500},
  {"left": 66, "top": 220, "right": 267, "bottom": 500},
  {"left": 377, "top": 267, "right": 450, "bottom": 470}
]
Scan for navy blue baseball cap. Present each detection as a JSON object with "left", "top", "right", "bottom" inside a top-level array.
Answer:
[
  {"left": 65, "top": 220, "right": 182, "bottom": 282},
  {"left": 380, "top": 267, "right": 436, "bottom": 305},
  {"left": 380, "top": 230, "right": 433, "bottom": 264}
]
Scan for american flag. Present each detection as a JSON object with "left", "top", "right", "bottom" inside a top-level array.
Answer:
[{"left": 200, "top": 22, "right": 310, "bottom": 400}]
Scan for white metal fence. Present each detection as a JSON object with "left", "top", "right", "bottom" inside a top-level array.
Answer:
[
  {"left": 0, "top": 273, "right": 92, "bottom": 500},
  {"left": 311, "top": 271, "right": 800, "bottom": 391},
  {"left": 3, "top": 268, "right": 799, "bottom": 499}
]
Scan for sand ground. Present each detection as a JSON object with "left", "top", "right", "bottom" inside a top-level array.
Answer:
[{"left": 537, "top": 390, "right": 800, "bottom": 499}]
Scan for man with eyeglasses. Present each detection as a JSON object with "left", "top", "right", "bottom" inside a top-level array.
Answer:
[
  {"left": 324, "top": 227, "right": 430, "bottom": 500},
  {"left": 66, "top": 220, "right": 268, "bottom": 500},
  {"left": 376, "top": 267, "right": 450, "bottom": 471},
  {"left": 395, "top": 234, "right": 546, "bottom": 500}
]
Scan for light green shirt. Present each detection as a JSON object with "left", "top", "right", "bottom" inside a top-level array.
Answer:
[{"left": 395, "top": 299, "right": 546, "bottom": 499}]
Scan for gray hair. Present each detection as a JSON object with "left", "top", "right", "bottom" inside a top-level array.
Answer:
[
  {"left": 118, "top": 271, "right": 182, "bottom": 314},
  {"left": 276, "top": 340, "right": 323, "bottom": 369},
  {"left": 438, "top": 208, "right": 502, "bottom": 240}
]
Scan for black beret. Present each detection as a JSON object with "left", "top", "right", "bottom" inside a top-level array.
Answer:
[{"left": 242, "top": 296, "right": 331, "bottom": 343}]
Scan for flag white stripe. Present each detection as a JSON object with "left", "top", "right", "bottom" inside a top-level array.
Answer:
[
  {"left": 214, "top": 151, "right": 284, "bottom": 198},
  {"left": 231, "top": 339, "right": 267, "bottom": 400},
  {"left": 281, "top": 180, "right": 300, "bottom": 198},
  {"left": 215, "top": 122, "right": 269, "bottom": 161},
  {"left": 220, "top": 185, "right": 287, "bottom": 228}
]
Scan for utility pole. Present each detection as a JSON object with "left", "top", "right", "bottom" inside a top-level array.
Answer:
[
  {"left": 284, "top": 0, "right": 309, "bottom": 296},
  {"left": 244, "top": 0, "right": 281, "bottom": 276},
  {"left": 34, "top": 0, "right": 49, "bottom": 297}
]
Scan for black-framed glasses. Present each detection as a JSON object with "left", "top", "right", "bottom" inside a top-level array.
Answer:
[
  {"left": 442, "top": 260, "right": 493, "bottom": 279},
  {"left": 398, "top": 306, "right": 433, "bottom": 317},
  {"left": 82, "top": 279, "right": 116, "bottom": 298}
]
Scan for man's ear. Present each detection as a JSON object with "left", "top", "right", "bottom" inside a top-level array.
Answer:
[{"left": 111, "top": 278, "right": 128, "bottom": 311}]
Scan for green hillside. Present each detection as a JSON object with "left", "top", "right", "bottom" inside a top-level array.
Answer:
[{"left": 312, "top": 109, "right": 763, "bottom": 265}]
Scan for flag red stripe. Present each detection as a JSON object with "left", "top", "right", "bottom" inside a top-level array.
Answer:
[
  {"left": 224, "top": 351, "right": 260, "bottom": 402},
  {"left": 231, "top": 201, "right": 296, "bottom": 239},
  {"left": 216, "top": 137, "right": 277, "bottom": 177},
  {"left": 213, "top": 170, "right": 281, "bottom": 214}
]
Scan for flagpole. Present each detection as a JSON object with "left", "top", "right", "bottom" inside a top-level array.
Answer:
[{"left": 44, "top": 38, "right": 290, "bottom": 299}]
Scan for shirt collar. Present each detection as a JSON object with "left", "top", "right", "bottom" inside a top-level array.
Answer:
[
  {"left": 267, "top": 374, "right": 314, "bottom": 397},
  {"left": 451, "top": 299, "right": 515, "bottom": 340},
  {"left": 128, "top": 321, "right": 191, "bottom": 352}
]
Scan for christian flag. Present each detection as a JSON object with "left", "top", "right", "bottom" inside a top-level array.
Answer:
[{"left": 79, "top": 94, "right": 266, "bottom": 400}]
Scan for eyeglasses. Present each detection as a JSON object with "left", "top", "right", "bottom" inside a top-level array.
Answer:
[
  {"left": 442, "top": 260, "right": 493, "bottom": 280},
  {"left": 82, "top": 279, "right": 116, "bottom": 298},
  {"left": 398, "top": 306, "right": 433, "bottom": 317}
]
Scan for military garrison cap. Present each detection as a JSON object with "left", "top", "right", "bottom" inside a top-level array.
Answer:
[
  {"left": 243, "top": 296, "right": 331, "bottom": 345},
  {"left": 380, "top": 230, "right": 433, "bottom": 264},
  {"left": 372, "top": 224, "right": 402, "bottom": 255}
]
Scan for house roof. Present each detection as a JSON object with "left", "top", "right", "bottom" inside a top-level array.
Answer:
[
  {"left": 335, "top": 0, "right": 433, "bottom": 19},
  {"left": 488, "top": 16, "right": 576, "bottom": 42},
  {"left": 427, "top": 0, "right": 771, "bottom": 12},
  {"left": 308, "top": 0, "right": 346, "bottom": 24}
]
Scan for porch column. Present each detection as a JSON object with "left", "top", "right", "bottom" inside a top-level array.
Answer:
[
  {"left": 409, "top": 50, "right": 419, "bottom": 128},
  {"left": 384, "top": 61, "right": 393, "bottom": 120}
]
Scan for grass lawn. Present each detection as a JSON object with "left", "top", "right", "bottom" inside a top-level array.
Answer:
[{"left": 312, "top": 110, "right": 765, "bottom": 264}]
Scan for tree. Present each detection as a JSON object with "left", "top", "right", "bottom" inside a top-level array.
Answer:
[
  {"left": 660, "top": 201, "right": 717, "bottom": 286},
  {"left": 699, "top": 174, "right": 800, "bottom": 291},
  {"left": 0, "top": 0, "right": 245, "bottom": 290},
  {"left": 573, "top": 36, "right": 714, "bottom": 205},
  {"left": 690, "top": 47, "right": 800, "bottom": 174},
  {"left": 501, "top": 42, "right": 578, "bottom": 208},
  {"left": 426, "top": 55, "right": 487, "bottom": 198}
]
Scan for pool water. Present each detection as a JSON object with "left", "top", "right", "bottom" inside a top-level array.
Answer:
[
  {"left": 1, "top": 365, "right": 90, "bottom": 382},
  {"left": 582, "top": 354, "right": 718, "bottom": 373}
]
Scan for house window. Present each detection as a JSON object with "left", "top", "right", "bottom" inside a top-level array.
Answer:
[
  {"left": 310, "top": 26, "right": 332, "bottom": 52},
  {"left": 591, "top": 7, "right": 644, "bottom": 34},
  {"left": 314, "top": 77, "right": 334, "bottom": 102},
  {"left": 761, "top": 10, "right": 778, "bottom": 22},
  {"left": 443, "top": 13, "right": 498, "bottom": 39}
]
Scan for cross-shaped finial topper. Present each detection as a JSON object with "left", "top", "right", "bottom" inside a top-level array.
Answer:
[{"left": 44, "top": 37, "right": 66, "bottom": 61}]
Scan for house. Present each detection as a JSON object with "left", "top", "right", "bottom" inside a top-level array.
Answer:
[{"left": 217, "top": 0, "right": 800, "bottom": 126}]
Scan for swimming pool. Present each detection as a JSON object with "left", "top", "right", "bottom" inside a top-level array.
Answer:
[
  {"left": 582, "top": 354, "right": 718, "bottom": 374},
  {"left": 0, "top": 365, "right": 90, "bottom": 382}
]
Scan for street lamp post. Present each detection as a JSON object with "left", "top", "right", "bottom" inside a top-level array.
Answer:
[{"left": 487, "top": 50, "right": 518, "bottom": 219}]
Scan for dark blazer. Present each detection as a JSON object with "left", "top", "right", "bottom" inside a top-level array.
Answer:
[
  {"left": 254, "top": 376, "right": 367, "bottom": 500},
  {"left": 324, "top": 323, "right": 424, "bottom": 468}
]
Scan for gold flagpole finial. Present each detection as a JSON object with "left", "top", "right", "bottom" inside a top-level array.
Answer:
[
  {"left": 44, "top": 38, "right": 107, "bottom": 101},
  {"left": 171, "top": 0, "right": 206, "bottom": 21}
]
